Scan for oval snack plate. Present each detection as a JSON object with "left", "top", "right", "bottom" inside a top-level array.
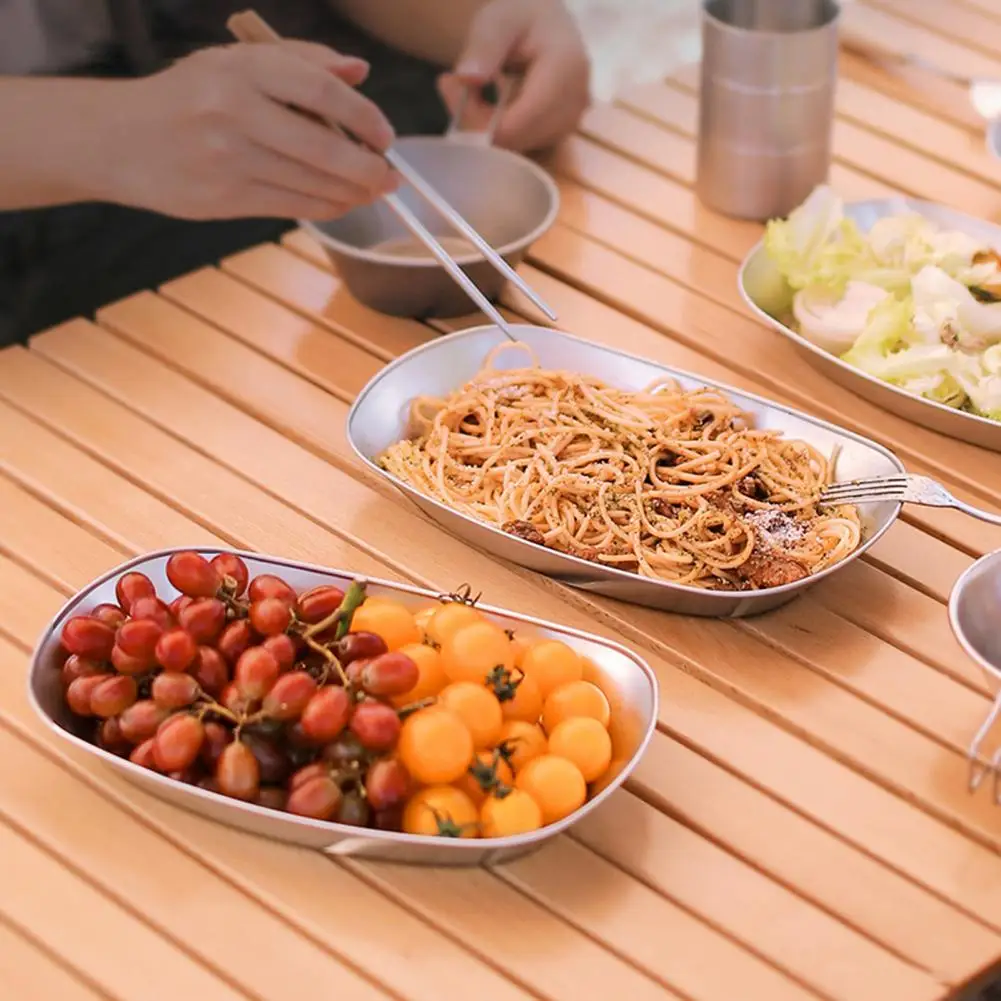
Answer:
[
  {"left": 346, "top": 322, "right": 904, "bottom": 618},
  {"left": 29, "top": 548, "right": 658, "bottom": 866},
  {"left": 739, "top": 196, "right": 1001, "bottom": 452}
]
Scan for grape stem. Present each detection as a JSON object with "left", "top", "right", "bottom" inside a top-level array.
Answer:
[
  {"left": 302, "top": 635, "right": 349, "bottom": 686},
  {"left": 301, "top": 578, "right": 367, "bottom": 641}
]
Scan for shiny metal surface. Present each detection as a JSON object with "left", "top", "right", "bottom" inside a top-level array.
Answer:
[
  {"left": 302, "top": 137, "right": 559, "bottom": 320},
  {"left": 28, "top": 548, "right": 657, "bottom": 866},
  {"left": 739, "top": 196, "right": 1001, "bottom": 451},
  {"left": 949, "top": 550, "right": 1001, "bottom": 800},
  {"left": 347, "top": 322, "right": 904, "bottom": 618},
  {"left": 695, "top": 0, "right": 839, "bottom": 221}
]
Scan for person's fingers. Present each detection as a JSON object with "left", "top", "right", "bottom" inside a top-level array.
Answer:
[
  {"left": 436, "top": 73, "right": 497, "bottom": 132},
  {"left": 247, "top": 45, "right": 394, "bottom": 150},
  {"left": 243, "top": 94, "right": 397, "bottom": 196},
  {"left": 242, "top": 180, "right": 352, "bottom": 221},
  {"left": 454, "top": 2, "right": 527, "bottom": 82},
  {"left": 266, "top": 39, "right": 370, "bottom": 85}
]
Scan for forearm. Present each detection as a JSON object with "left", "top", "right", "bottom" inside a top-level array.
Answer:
[
  {"left": 0, "top": 77, "right": 129, "bottom": 210},
  {"left": 329, "top": 0, "right": 488, "bottom": 67}
]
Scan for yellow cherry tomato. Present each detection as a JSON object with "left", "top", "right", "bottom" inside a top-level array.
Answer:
[
  {"left": 426, "top": 602, "right": 482, "bottom": 647},
  {"left": 480, "top": 789, "right": 543, "bottom": 838},
  {"left": 520, "top": 640, "right": 583, "bottom": 698},
  {"left": 397, "top": 706, "right": 474, "bottom": 785},
  {"left": 403, "top": 786, "right": 479, "bottom": 838},
  {"left": 542, "top": 680, "right": 611, "bottom": 733},
  {"left": 515, "top": 754, "right": 587, "bottom": 825},
  {"left": 547, "top": 717, "right": 612, "bottom": 783},
  {"left": 438, "top": 681, "right": 504, "bottom": 749},
  {"left": 497, "top": 672, "right": 543, "bottom": 724},
  {"left": 413, "top": 606, "right": 437, "bottom": 632},
  {"left": 456, "top": 749, "right": 515, "bottom": 806},
  {"left": 509, "top": 633, "right": 530, "bottom": 668},
  {"left": 351, "top": 598, "right": 421, "bottom": 651},
  {"left": 440, "top": 620, "right": 514, "bottom": 685},
  {"left": 391, "top": 643, "right": 448, "bottom": 706},
  {"left": 497, "top": 720, "right": 548, "bottom": 772}
]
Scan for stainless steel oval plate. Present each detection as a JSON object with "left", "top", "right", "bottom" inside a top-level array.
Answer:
[
  {"left": 347, "top": 322, "right": 904, "bottom": 618},
  {"left": 739, "top": 197, "right": 1001, "bottom": 451},
  {"left": 29, "top": 548, "right": 658, "bottom": 867}
]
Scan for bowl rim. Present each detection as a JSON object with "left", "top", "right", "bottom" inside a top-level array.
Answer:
[
  {"left": 948, "top": 548, "right": 1001, "bottom": 685},
  {"left": 298, "top": 137, "right": 560, "bottom": 268}
]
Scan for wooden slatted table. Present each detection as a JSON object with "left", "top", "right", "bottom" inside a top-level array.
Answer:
[{"left": 6, "top": 2, "right": 1001, "bottom": 998}]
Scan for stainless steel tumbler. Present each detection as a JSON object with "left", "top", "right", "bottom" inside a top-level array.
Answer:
[{"left": 695, "top": 0, "right": 840, "bottom": 221}]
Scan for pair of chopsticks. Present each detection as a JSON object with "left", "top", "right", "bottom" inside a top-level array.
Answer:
[{"left": 227, "top": 10, "right": 556, "bottom": 338}]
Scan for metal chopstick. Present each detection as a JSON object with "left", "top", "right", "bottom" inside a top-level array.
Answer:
[{"left": 227, "top": 10, "right": 555, "bottom": 336}]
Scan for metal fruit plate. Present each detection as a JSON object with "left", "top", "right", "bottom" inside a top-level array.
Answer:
[
  {"left": 29, "top": 548, "right": 658, "bottom": 866},
  {"left": 347, "top": 322, "right": 904, "bottom": 618},
  {"left": 739, "top": 197, "right": 1001, "bottom": 452}
]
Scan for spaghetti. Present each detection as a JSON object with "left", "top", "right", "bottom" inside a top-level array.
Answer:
[{"left": 377, "top": 345, "right": 862, "bottom": 590}]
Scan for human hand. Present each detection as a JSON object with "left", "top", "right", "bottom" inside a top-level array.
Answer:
[
  {"left": 437, "top": 0, "right": 590, "bottom": 152},
  {"left": 107, "top": 40, "right": 399, "bottom": 221}
]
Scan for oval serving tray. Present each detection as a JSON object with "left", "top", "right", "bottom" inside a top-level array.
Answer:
[
  {"left": 29, "top": 548, "right": 658, "bottom": 867},
  {"left": 346, "top": 322, "right": 904, "bottom": 618},
  {"left": 739, "top": 196, "right": 1001, "bottom": 452}
]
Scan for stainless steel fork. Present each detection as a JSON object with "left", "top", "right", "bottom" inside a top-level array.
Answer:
[{"left": 820, "top": 474, "right": 1001, "bottom": 526}]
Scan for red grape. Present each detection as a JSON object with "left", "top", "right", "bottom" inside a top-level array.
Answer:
[
  {"left": 115, "top": 572, "right": 155, "bottom": 614},
  {"left": 211, "top": 553, "right": 249, "bottom": 596},
  {"left": 248, "top": 574, "right": 296, "bottom": 605},
  {"left": 220, "top": 682, "right": 251, "bottom": 716},
  {"left": 349, "top": 701, "right": 401, "bottom": 751},
  {"left": 129, "top": 738, "right": 158, "bottom": 769},
  {"left": 359, "top": 652, "right": 419, "bottom": 697},
  {"left": 152, "top": 671, "right": 200, "bottom": 710},
  {"left": 284, "top": 721, "right": 313, "bottom": 751},
  {"left": 129, "top": 596, "right": 175, "bottom": 631},
  {"left": 116, "top": 618, "right": 163, "bottom": 661},
  {"left": 262, "top": 634, "right": 297, "bottom": 673},
  {"left": 335, "top": 631, "right": 388, "bottom": 665},
  {"left": 299, "top": 686, "right": 350, "bottom": 743},
  {"left": 260, "top": 671, "right": 317, "bottom": 721},
  {"left": 366, "top": 758, "right": 411, "bottom": 811},
  {"left": 255, "top": 787, "right": 288, "bottom": 811},
  {"left": 242, "top": 734, "right": 290, "bottom": 785},
  {"left": 197, "top": 776, "right": 220, "bottom": 793},
  {"left": 249, "top": 597, "right": 293, "bottom": 637},
  {"left": 90, "top": 675, "right": 138, "bottom": 718},
  {"left": 169, "top": 594, "right": 195, "bottom": 620},
  {"left": 218, "top": 619, "right": 254, "bottom": 666},
  {"left": 216, "top": 741, "right": 260, "bottom": 800},
  {"left": 119, "top": 700, "right": 170, "bottom": 743},
  {"left": 166, "top": 551, "right": 221, "bottom": 599},
  {"left": 373, "top": 806, "right": 404, "bottom": 832},
  {"left": 286, "top": 774, "right": 341, "bottom": 820},
  {"left": 179, "top": 598, "right": 226, "bottom": 644},
  {"left": 153, "top": 714, "right": 205, "bottom": 772},
  {"left": 200, "top": 721, "right": 232, "bottom": 769},
  {"left": 167, "top": 768, "right": 199, "bottom": 785},
  {"left": 234, "top": 647, "right": 280, "bottom": 700},
  {"left": 61, "top": 654, "right": 102, "bottom": 687},
  {"left": 336, "top": 791, "right": 370, "bottom": 827},
  {"left": 296, "top": 585, "right": 345, "bottom": 625},
  {"left": 344, "top": 657, "right": 371, "bottom": 688},
  {"left": 155, "top": 629, "right": 198, "bottom": 673},
  {"left": 97, "top": 717, "right": 129, "bottom": 754},
  {"left": 289, "top": 762, "right": 327, "bottom": 792},
  {"left": 61, "top": 616, "right": 115, "bottom": 661},
  {"left": 66, "top": 674, "right": 107, "bottom": 716},
  {"left": 321, "top": 733, "right": 367, "bottom": 768},
  {"left": 91, "top": 603, "right": 127, "bottom": 630},
  {"left": 190, "top": 647, "right": 228, "bottom": 697},
  {"left": 111, "top": 644, "right": 150, "bottom": 676}
]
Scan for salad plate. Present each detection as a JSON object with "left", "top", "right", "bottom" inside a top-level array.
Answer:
[{"left": 739, "top": 189, "right": 1001, "bottom": 452}]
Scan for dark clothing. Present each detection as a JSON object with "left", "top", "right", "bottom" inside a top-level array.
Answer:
[{"left": 0, "top": 1, "right": 449, "bottom": 345}]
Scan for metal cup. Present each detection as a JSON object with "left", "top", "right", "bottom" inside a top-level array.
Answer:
[
  {"left": 301, "top": 92, "right": 559, "bottom": 319},
  {"left": 695, "top": 0, "right": 840, "bottom": 221}
]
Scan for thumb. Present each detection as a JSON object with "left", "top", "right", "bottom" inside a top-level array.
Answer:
[{"left": 455, "top": 4, "right": 526, "bottom": 81}]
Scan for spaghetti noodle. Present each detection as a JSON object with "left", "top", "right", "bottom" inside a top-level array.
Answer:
[{"left": 377, "top": 345, "right": 862, "bottom": 590}]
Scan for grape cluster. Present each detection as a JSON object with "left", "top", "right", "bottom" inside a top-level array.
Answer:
[{"left": 57, "top": 553, "right": 422, "bottom": 829}]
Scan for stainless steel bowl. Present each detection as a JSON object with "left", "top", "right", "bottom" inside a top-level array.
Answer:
[
  {"left": 948, "top": 549, "right": 1001, "bottom": 798},
  {"left": 300, "top": 131, "right": 559, "bottom": 319},
  {"left": 28, "top": 548, "right": 658, "bottom": 866},
  {"left": 739, "top": 196, "right": 1001, "bottom": 451},
  {"left": 347, "top": 322, "right": 905, "bottom": 618}
]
